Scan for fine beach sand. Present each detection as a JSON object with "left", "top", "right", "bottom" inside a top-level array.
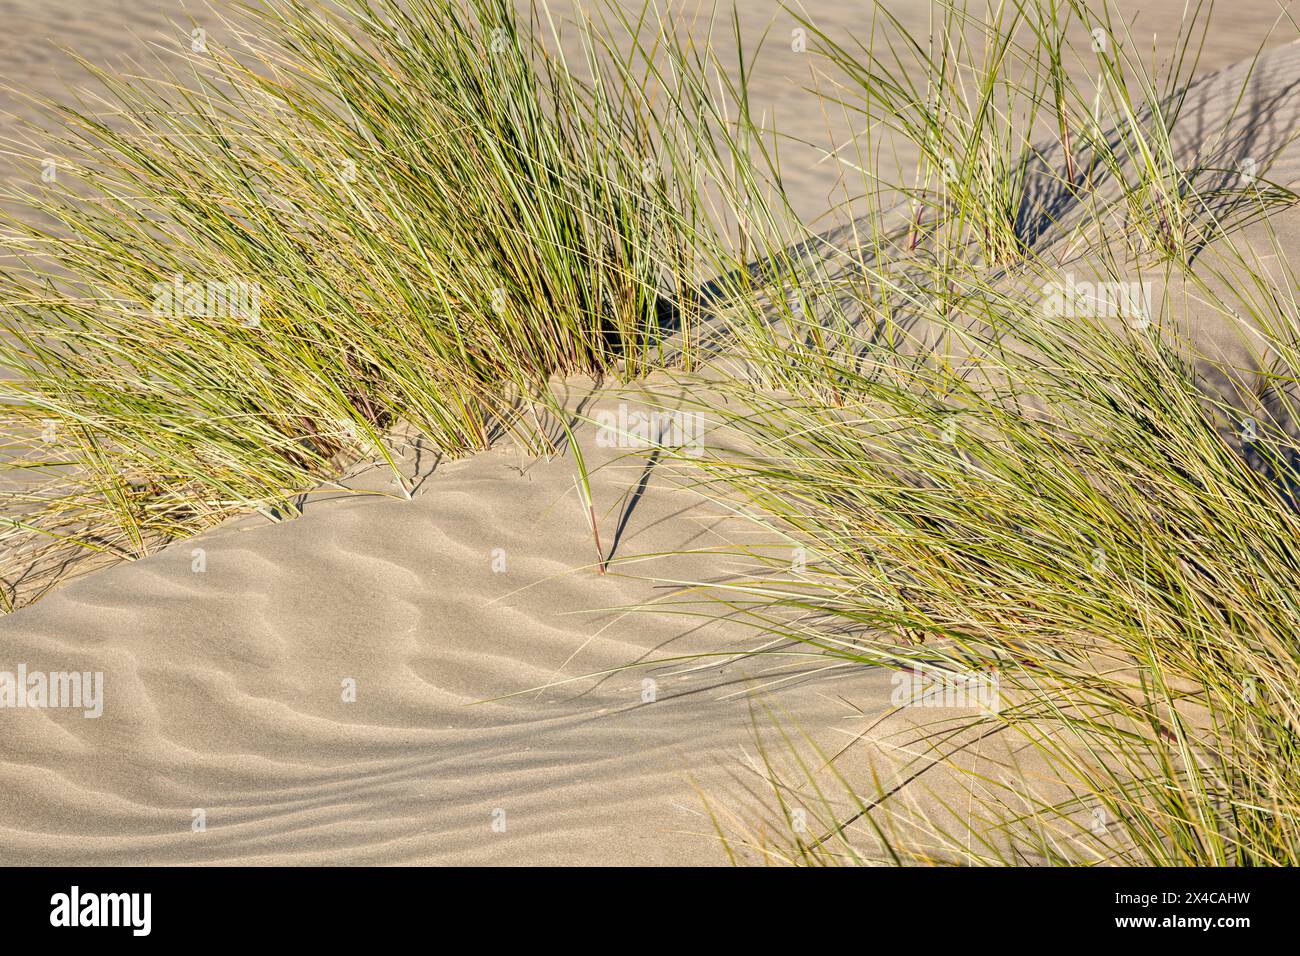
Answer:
[{"left": 2, "top": 1, "right": 1299, "bottom": 865}]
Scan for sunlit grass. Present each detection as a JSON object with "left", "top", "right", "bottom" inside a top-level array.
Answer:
[
  {"left": 633, "top": 0, "right": 1300, "bottom": 866},
  {"left": 0, "top": 0, "right": 715, "bottom": 598}
]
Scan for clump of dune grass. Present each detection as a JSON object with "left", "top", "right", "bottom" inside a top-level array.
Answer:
[
  {"left": 796, "top": 0, "right": 1049, "bottom": 265},
  {"left": 659, "top": 208, "right": 1300, "bottom": 862},
  {"left": 1065, "top": 0, "right": 1213, "bottom": 261},
  {"left": 612, "top": 0, "right": 1300, "bottom": 864},
  {"left": 667, "top": 0, "right": 1296, "bottom": 412},
  {"left": 0, "top": 0, "right": 715, "bottom": 602},
  {"left": 792, "top": 0, "right": 1294, "bottom": 269}
]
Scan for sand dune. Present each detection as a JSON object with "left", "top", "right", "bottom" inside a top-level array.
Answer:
[
  {"left": 0, "top": 380, "right": 952, "bottom": 865},
  {"left": 3, "top": 3, "right": 1300, "bottom": 866}
]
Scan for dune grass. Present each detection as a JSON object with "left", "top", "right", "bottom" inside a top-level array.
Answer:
[
  {"left": 667, "top": 251, "right": 1300, "bottom": 863},
  {"left": 636, "top": 1, "right": 1300, "bottom": 865},
  {"left": 792, "top": 0, "right": 1296, "bottom": 268},
  {"left": 0, "top": 0, "right": 720, "bottom": 599}
]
